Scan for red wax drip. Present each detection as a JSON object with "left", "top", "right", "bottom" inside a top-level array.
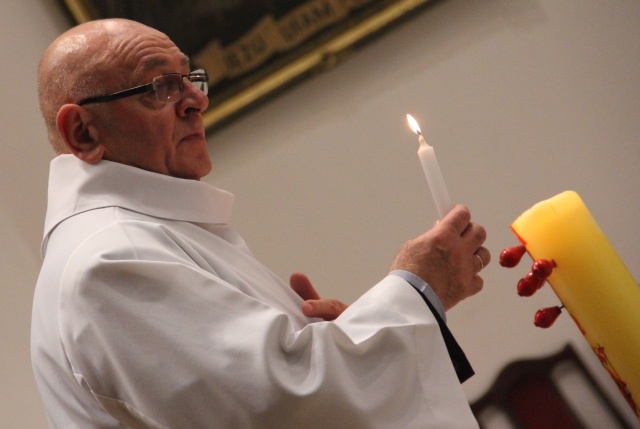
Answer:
[
  {"left": 534, "top": 306, "right": 563, "bottom": 328},
  {"left": 499, "top": 245, "right": 527, "bottom": 268},
  {"left": 531, "top": 259, "right": 555, "bottom": 279},
  {"left": 517, "top": 272, "right": 546, "bottom": 297}
]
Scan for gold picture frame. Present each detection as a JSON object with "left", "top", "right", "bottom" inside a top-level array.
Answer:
[{"left": 60, "top": 0, "right": 432, "bottom": 132}]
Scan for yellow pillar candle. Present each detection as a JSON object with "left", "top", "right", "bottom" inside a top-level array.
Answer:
[{"left": 511, "top": 190, "right": 640, "bottom": 417}]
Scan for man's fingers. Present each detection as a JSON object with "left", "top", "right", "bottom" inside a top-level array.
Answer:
[
  {"left": 461, "top": 222, "right": 487, "bottom": 249},
  {"left": 302, "top": 299, "right": 349, "bottom": 321},
  {"left": 289, "top": 272, "right": 321, "bottom": 301},
  {"left": 474, "top": 247, "right": 491, "bottom": 271},
  {"left": 290, "top": 272, "right": 349, "bottom": 320},
  {"left": 438, "top": 205, "right": 471, "bottom": 236}
]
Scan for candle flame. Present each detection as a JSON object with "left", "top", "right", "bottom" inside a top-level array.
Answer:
[{"left": 406, "top": 114, "right": 422, "bottom": 135}]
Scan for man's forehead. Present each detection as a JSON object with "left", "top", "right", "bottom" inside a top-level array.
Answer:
[{"left": 140, "top": 54, "right": 190, "bottom": 73}]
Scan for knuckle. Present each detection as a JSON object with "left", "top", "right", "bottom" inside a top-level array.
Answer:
[
  {"left": 471, "top": 224, "right": 486, "bottom": 243},
  {"left": 431, "top": 230, "right": 452, "bottom": 250}
]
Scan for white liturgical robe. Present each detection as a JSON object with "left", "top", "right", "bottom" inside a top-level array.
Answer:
[{"left": 31, "top": 155, "right": 479, "bottom": 429}]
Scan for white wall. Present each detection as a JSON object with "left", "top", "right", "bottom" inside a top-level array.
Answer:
[
  {"left": 2, "top": 0, "right": 638, "bottom": 427},
  {"left": 1, "top": 0, "right": 69, "bottom": 427}
]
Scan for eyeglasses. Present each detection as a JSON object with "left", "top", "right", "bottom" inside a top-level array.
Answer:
[{"left": 77, "top": 69, "right": 208, "bottom": 106}]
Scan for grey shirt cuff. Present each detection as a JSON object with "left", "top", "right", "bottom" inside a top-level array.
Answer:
[{"left": 389, "top": 270, "right": 447, "bottom": 323}]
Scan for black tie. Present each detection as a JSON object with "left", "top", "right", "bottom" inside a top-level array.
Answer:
[{"left": 411, "top": 286, "right": 475, "bottom": 383}]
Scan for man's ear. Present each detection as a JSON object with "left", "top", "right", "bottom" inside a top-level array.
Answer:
[{"left": 56, "top": 104, "right": 105, "bottom": 164}]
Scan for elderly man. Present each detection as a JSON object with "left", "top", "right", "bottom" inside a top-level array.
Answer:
[{"left": 32, "top": 18, "right": 490, "bottom": 429}]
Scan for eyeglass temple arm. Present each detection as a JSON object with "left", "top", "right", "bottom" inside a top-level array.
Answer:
[{"left": 77, "top": 83, "right": 154, "bottom": 106}]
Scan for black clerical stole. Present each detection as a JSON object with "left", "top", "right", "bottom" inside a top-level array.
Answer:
[{"left": 411, "top": 287, "right": 475, "bottom": 384}]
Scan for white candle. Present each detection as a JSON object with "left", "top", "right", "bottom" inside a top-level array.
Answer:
[{"left": 406, "top": 114, "right": 453, "bottom": 219}]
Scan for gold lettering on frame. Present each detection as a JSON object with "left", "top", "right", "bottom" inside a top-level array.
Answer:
[
  {"left": 193, "top": 0, "right": 375, "bottom": 84},
  {"left": 222, "top": 16, "right": 281, "bottom": 78},
  {"left": 277, "top": 0, "right": 348, "bottom": 49}
]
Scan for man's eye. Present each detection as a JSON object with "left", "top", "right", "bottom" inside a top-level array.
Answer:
[{"left": 138, "top": 91, "right": 163, "bottom": 109}]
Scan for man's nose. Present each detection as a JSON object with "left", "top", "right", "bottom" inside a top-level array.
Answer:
[{"left": 177, "top": 79, "right": 209, "bottom": 115}]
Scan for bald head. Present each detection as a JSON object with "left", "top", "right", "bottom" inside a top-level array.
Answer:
[{"left": 38, "top": 19, "right": 168, "bottom": 154}]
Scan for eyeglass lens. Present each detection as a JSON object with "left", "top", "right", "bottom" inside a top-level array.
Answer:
[{"left": 153, "top": 69, "right": 208, "bottom": 104}]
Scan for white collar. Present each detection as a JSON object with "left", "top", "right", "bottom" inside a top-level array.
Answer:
[{"left": 43, "top": 155, "right": 235, "bottom": 254}]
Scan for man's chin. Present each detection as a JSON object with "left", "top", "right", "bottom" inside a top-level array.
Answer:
[{"left": 174, "top": 156, "right": 212, "bottom": 181}]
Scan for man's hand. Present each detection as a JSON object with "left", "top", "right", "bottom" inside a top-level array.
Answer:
[
  {"left": 290, "top": 273, "right": 349, "bottom": 321},
  {"left": 390, "top": 205, "right": 490, "bottom": 311}
]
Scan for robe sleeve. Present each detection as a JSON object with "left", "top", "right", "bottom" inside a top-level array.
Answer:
[{"left": 58, "top": 222, "right": 479, "bottom": 429}]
